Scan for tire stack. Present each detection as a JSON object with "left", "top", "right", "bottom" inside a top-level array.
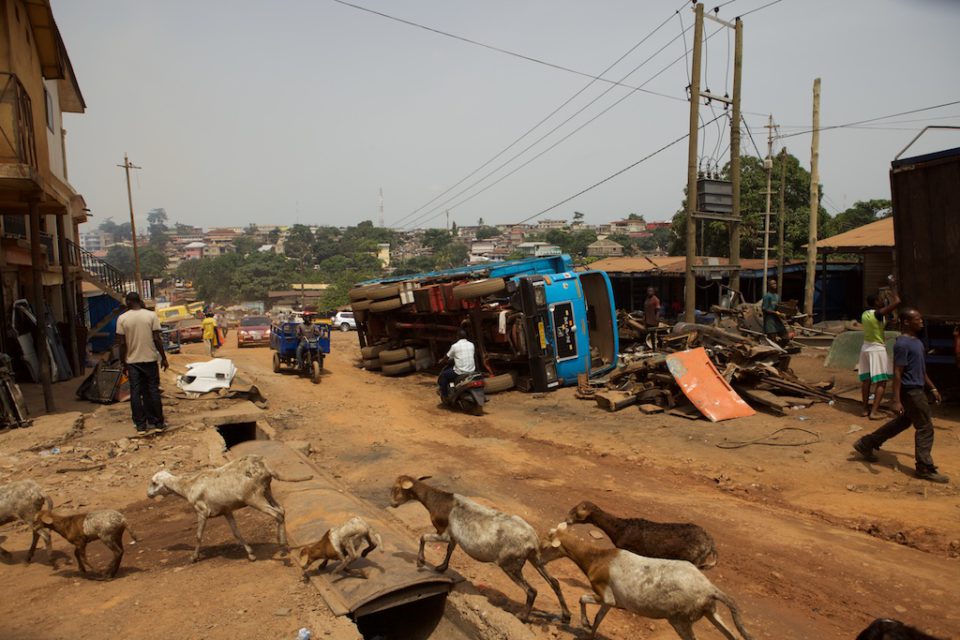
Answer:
[
  {"left": 451, "top": 277, "right": 507, "bottom": 301},
  {"left": 348, "top": 285, "right": 377, "bottom": 323},
  {"left": 360, "top": 344, "right": 433, "bottom": 376},
  {"left": 483, "top": 371, "right": 517, "bottom": 394},
  {"left": 360, "top": 343, "right": 386, "bottom": 370}
]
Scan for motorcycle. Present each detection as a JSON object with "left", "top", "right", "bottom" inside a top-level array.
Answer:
[{"left": 439, "top": 371, "right": 486, "bottom": 416}]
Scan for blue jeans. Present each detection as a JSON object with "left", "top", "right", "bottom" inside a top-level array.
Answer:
[
  {"left": 438, "top": 366, "right": 459, "bottom": 398},
  {"left": 128, "top": 362, "right": 164, "bottom": 430},
  {"left": 296, "top": 338, "right": 308, "bottom": 367}
]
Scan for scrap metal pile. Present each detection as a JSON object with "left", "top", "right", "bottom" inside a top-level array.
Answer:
[{"left": 582, "top": 321, "right": 834, "bottom": 422}]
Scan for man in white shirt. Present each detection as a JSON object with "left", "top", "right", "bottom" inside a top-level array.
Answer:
[
  {"left": 438, "top": 329, "right": 476, "bottom": 398},
  {"left": 116, "top": 292, "right": 168, "bottom": 434}
]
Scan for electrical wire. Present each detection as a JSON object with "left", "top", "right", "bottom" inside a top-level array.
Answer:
[
  {"left": 741, "top": 115, "right": 765, "bottom": 159},
  {"left": 387, "top": 2, "right": 690, "bottom": 228},
  {"left": 778, "top": 100, "right": 960, "bottom": 139},
  {"left": 737, "top": 0, "right": 785, "bottom": 18}
]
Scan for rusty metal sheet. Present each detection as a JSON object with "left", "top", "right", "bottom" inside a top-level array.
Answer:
[
  {"left": 228, "top": 439, "right": 456, "bottom": 617},
  {"left": 665, "top": 348, "right": 755, "bottom": 422}
]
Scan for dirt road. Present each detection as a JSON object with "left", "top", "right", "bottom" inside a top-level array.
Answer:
[{"left": 2, "top": 331, "right": 958, "bottom": 639}]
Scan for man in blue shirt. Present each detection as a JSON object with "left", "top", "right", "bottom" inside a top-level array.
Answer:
[
  {"left": 761, "top": 278, "right": 788, "bottom": 344},
  {"left": 854, "top": 309, "right": 947, "bottom": 483}
]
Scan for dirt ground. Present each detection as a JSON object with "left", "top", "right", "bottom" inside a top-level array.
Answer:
[{"left": 2, "top": 331, "right": 958, "bottom": 640}]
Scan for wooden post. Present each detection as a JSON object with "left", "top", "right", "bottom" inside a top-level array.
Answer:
[
  {"left": 56, "top": 213, "right": 80, "bottom": 374},
  {"left": 683, "top": 2, "right": 704, "bottom": 323},
  {"left": 727, "top": 17, "right": 744, "bottom": 293},
  {"left": 762, "top": 114, "right": 774, "bottom": 296},
  {"left": 803, "top": 78, "right": 821, "bottom": 324},
  {"left": 29, "top": 200, "right": 55, "bottom": 411},
  {"left": 777, "top": 147, "right": 787, "bottom": 286},
  {"left": 119, "top": 154, "right": 143, "bottom": 296}
]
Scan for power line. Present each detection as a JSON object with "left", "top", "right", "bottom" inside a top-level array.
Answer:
[
  {"left": 778, "top": 99, "right": 960, "bottom": 139},
  {"left": 388, "top": 2, "right": 689, "bottom": 228},
  {"left": 738, "top": 0, "right": 785, "bottom": 18},
  {"left": 516, "top": 112, "right": 727, "bottom": 225}
]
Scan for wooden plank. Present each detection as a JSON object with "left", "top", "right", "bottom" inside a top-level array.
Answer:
[{"left": 638, "top": 403, "right": 664, "bottom": 414}]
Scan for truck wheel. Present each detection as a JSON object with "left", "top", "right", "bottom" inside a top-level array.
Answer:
[
  {"left": 351, "top": 299, "right": 372, "bottom": 311},
  {"left": 361, "top": 344, "right": 387, "bottom": 359},
  {"left": 452, "top": 278, "right": 506, "bottom": 300},
  {"left": 370, "top": 297, "right": 403, "bottom": 313},
  {"left": 379, "top": 347, "right": 414, "bottom": 364},
  {"left": 272, "top": 353, "right": 281, "bottom": 373},
  {"left": 414, "top": 357, "right": 434, "bottom": 372},
  {"left": 354, "top": 309, "right": 367, "bottom": 322},
  {"left": 483, "top": 372, "right": 517, "bottom": 394},
  {"left": 367, "top": 284, "right": 400, "bottom": 300},
  {"left": 311, "top": 360, "right": 322, "bottom": 384},
  {"left": 362, "top": 357, "right": 381, "bottom": 370},
  {"left": 381, "top": 360, "right": 414, "bottom": 376}
]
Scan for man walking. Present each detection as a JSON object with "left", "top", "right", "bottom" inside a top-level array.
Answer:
[
  {"left": 761, "top": 277, "right": 789, "bottom": 344},
  {"left": 858, "top": 284, "right": 901, "bottom": 419},
  {"left": 438, "top": 328, "right": 476, "bottom": 398},
  {"left": 116, "top": 292, "right": 168, "bottom": 435},
  {"left": 201, "top": 312, "right": 219, "bottom": 357},
  {"left": 854, "top": 308, "right": 948, "bottom": 483}
]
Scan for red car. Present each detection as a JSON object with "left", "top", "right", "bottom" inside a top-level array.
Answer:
[
  {"left": 171, "top": 318, "right": 204, "bottom": 343},
  {"left": 237, "top": 315, "right": 271, "bottom": 348}
]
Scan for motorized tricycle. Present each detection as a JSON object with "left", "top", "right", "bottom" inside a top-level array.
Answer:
[{"left": 270, "top": 321, "right": 331, "bottom": 384}]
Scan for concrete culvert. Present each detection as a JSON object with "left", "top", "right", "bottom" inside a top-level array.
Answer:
[
  {"left": 353, "top": 585, "right": 450, "bottom": 640},
  {"left": 215, "top": 421, "right": 260, "bottom": 449}
]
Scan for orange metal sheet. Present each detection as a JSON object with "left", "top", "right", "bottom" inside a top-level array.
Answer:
[{"left": 665, "top": 347, "right": 755, "bottom": 422}]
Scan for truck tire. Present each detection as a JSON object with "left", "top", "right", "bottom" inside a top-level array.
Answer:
[
  {"left": 413, "top": 347, "right": 432, "bottom": 361},
  {"left": 381, "top": 360, "right": 414, "bottom": 376},
  {"left": 351, "top": 299, "right": 372, "bottom": 311},
  {"left": 354, "top": 309, "right": 367, "bottom": 322},
  {"left": 414, "top": 357, "right": 434, "bottom": 372},
  {"left": 367, "top": 284, "right": 401, "bottom": 300},
  {"left": 348, "top": 285, "right": 377, "bottom": 301},
  {"left": 379, "top": 347, "right": 414, "bottom": 364},
  {"left": 362, "top": 357, "right": 381, "bottom": 370},
  {"left": 360, "top": 344, "right": 387, "bottom": 359},
  {"left": 452, "top": 278, "right": 506, "bottom": 300},
  {"left": 370, "top": 297, "right": 403, "bottom": 313},
  {"left": 484, "top": 372, "right": 517, "bottom": 394}
]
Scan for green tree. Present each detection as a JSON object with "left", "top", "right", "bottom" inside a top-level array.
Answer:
[
  {"left": 98, "top": 217, "right": 118, "bottom": 239},
  {"left": 829, "top": 199, "right": 891, "bottom": 235},
  {"left": 146, "top": 208, "right": 169, "bottom": 250},
  {"left": 475, "top": 225, "right": 501, "bottom": 240},
  {"left": 422, "top": 228, "right": 452, "bottom": 252},
  {"left": 104, "top": 245, "right": 167, "bottom": 278},
  {"left": 627, "top": 213, "right": 645, "bottom": 221}
]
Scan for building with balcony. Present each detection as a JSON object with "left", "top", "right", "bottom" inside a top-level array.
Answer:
[{"left": 0, "top": 0, "right": 91, "bottom": 405}]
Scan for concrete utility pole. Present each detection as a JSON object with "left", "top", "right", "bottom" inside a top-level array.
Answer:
[
  {"left": 117, "top": 154, "right": 142, "bottom": 296},
  {"left": 762, "top": 114, "right": 775, "bottom": 295},
  {"left": 777, "top": 147, "right": 787, "bottom": 286},
  {"left": 378, "top": 187, "right": 384, "bottom": 228},
  {"left": 445, "top": 209, "right": 450, "bottom": 232},
  {"left": 803, "top": 78, "right": 821, "bottom": 324},
  {"left": 683, "top": 2, "right": 704, "bottom": 323},
  {"left": 727, "top": 16, "right": 743, "bottom": 293}
]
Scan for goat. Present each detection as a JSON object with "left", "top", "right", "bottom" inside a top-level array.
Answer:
[
  {"left": 0, "top": 479, "right": 53, "bottom": 563},
  {"left": 390, "top": 475, "right": 570, "bottom": 624},
  {"left": 147, "top": 454, "right": 310, "bottom": 562},
  {"left": 297, "top": 516, "right": 382, "bottom": 580},
  {"left": 567, "top": 500, "right": 718, "bottom": 570},
  {"left": 542, "top": 522, "right": 751, "bottom": 640},
  {"left": 36, "top": 509, "right": 137, "bottom": 579},
  {"left": 856, "top": 619, "right": 944, "bottom": 640}
]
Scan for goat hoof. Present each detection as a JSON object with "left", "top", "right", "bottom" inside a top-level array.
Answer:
[
  {"left": 191, "top": 556, "right": 200, "bottom": 563},
  {"left": 561, "top": 614, "right": 571, "bottom": 625},
  {"left": 247, "top": 555, "right": 257, "bottom": 562}
]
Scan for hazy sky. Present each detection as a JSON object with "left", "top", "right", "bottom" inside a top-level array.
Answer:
[{"left": 53, "top": 0, "right": 960, "bottom": 231}]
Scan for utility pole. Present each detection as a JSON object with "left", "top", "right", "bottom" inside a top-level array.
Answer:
[
  {"left": 683, "top": 2, "right": 704, "bottom": 323},
  {"left": 803, "top": 78, "right": 821, "bottom": 324},
  {"left": 727, "top": 16, "right": 743, "bottom": 293},
  {"left": 378, "top": 187, "right": 384, "bottom": 228},
  {"left": 445, "top": 209, "right": 450, "bottom": 232},
  {"left": 117, "top": 154, "right": 142, "bottom": 296},
  {"left": 762, "top": 114, "right": 775, "bottom": 295},
  {"left": 777, "top": 147, "right": 787, "bottom": 286}
]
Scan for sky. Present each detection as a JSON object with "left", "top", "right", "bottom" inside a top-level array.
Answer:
[{"left": 52, "top": 0, "right": 960, "bottom": 232}]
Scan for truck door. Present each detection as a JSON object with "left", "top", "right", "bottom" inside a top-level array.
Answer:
[{"left": 517, "top": 278, "right": 560, "bottom": 392}]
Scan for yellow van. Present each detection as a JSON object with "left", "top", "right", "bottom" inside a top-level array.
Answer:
[{"left": 156, "top": 305, "right": 191, "bottom": 323}]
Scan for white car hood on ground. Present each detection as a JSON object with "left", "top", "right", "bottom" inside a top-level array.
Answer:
[{"left": 177, "top": 358, "right": 238, "bottom": 393}]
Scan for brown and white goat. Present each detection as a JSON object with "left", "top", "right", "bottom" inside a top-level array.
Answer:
[
  {"left": 298, "top": 516, "right": 382, "bottom": 580},
  {"left": 390, "top": 475, "right": 570, "bottom": 624},
  {"left": 36, "top": 509, "right": 137, "bottom": 579},
  {"left": 542, "top": 522, "right": 751, "bottom": 640},
  {"left": 147, "top": 455, "right": 309, "bottom": 562},
  {"left": 0, "top": 479, "right": 53, "bottom": 563},
  {"left": 567, "top": 500, "right": 718, "bottom": 569}
]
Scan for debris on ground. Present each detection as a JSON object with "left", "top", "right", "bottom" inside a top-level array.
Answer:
[{"left": 176, "top": 358, "right": 238, "bottom": 394}]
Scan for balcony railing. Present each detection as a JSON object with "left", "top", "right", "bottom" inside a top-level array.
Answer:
[{"left": 0, "top": 73, "right": 38, "bottom": 170}]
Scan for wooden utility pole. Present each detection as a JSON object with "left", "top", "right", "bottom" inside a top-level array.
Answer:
[
  {"left": 762, "top": 114, "right": 775, "bottom": 295},
  {"left": 777, "top": 147, "right": 787, "bottom": 286},
  {"left": 28, "top": 199, "right": 54, "bottom": 411},
  {"left": 118, "top": 154, "right": 143, "bottom": 296},
  {"left": 803, "top": 78, "right": 821, "bottom": 324},
  {"left": 683, "top": 2, "right": 704, "bottom": 323},
  {"left": 727, "top": 16, "right": 743, "bottom": 293}
]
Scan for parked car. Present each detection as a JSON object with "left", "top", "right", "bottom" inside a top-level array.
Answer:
[
  {"left": 237, "top": 315, "right": 271, "bottom": 348},
  {"left": 333, "top": 311, "right": 357, "bottom": 332},
  {"left": 171, "top": 318, "right": 204, "bottom": 343}
]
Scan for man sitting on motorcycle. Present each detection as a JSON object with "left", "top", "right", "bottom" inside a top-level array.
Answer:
[
  {"left": 296, "top": 312, "right": 320, "bottom": 367},
  {"left": 438, "top": 328, "right": 476, "bottom": 398}
]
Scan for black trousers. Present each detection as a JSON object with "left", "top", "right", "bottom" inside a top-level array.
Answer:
[
  {"left": 861, "top": 387, "right": 935, "bottom": 470},
  {"left": 438, "top": 366, "right": 459, "bottom": 398},
  {"left": 128, "top": 362, "right": 164, "bottom": 430}
]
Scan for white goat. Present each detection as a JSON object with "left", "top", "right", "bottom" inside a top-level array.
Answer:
[
  {"left": 390, "top": 475, "right": 570, "bottom": 624},
  {"left": 298, "top": 516, "right": 382, "bottom": 579},
  {"left": 542, "top": 522, "right": 752, "bottom": 640},
  {"left": 147, "top": 455, "right": 309, "bottom": 562},
  {"left": 0, "top": 479, "right": 53, "bottom": 563}
]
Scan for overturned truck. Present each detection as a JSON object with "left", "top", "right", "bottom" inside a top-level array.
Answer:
[{"left": 348, "top": 256, "right": 619, "bottom": 393}]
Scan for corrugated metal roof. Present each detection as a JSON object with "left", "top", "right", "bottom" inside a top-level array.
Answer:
[
  {"left": 817, "top": 217, "right": 893, "bottom": 252},
  {"left": 589, "top": 256, "right": 782, "bottom": 274}
]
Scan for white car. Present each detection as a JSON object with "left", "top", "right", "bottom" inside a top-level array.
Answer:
[{"left": 333, "top": 311, "right": 357, "bottom": 332}]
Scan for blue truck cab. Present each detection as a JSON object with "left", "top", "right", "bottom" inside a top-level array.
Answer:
[{"left": 352, "top": 255, "right": 618, "bottom": 391}]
